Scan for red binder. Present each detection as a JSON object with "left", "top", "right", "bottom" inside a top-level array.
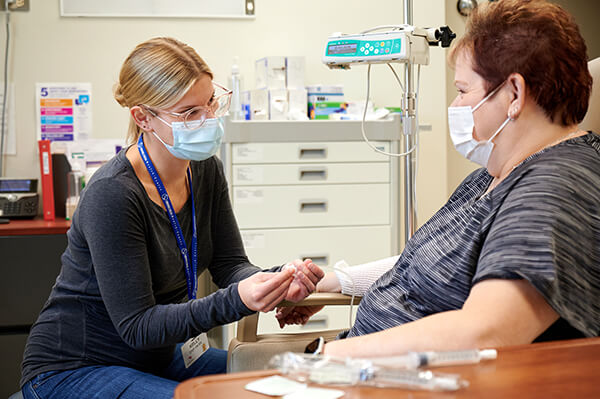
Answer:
[{"left": 38, "top": 140, "right": 55, "bottom": 220}]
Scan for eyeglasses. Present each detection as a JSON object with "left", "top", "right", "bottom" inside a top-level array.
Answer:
[{"left": 142, "top": 82, "right": 232, "bottom": 130}]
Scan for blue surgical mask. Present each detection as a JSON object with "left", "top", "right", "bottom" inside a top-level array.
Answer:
[{"left": 152, "top": 117, "right": 224, "bottom": 161}]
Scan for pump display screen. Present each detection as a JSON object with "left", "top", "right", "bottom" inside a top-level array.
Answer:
[
  {"left": 0, "top": 179, "right": 36, "bottom": 192},
  {"left": 328, "top": 43, "right": 358, "bottom": 55}
]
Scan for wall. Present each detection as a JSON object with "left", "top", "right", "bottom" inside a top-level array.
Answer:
[
  {"left": 1, "top": 0, "right": 597, "bottom": 225},
  {"left": 552, "top": 0, "right": 600, "bottom": 60},
  {"left": 0, "top": 0, "right": 451, "bottom": 227}
]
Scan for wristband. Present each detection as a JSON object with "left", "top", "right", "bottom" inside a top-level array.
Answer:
[{"left": 304, "top": 336, "right": 324, "bottom": 355}]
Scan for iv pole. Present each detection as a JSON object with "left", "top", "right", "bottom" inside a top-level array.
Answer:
[{"left": 402, "top": 0, "right": 418, "bottom": 243}]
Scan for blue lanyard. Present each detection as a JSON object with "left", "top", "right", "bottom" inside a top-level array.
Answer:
[{"left": 137, "top": 134, "right": 198, "bottom": 300}]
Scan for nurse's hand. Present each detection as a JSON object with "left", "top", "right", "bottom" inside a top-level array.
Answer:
[
  {"left": 238, "top": 268, "right": 294, "bottom": 312},
  {"left": 275, "top": 305, "right": 325, "bottom": 328},
  {"left": 283, "top": 259, "right": 325, "bottom": 303}
]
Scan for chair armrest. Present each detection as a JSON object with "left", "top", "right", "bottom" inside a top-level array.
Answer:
[
  {"left": 279, "top": 292, "right": 362, "bottom": 307},
  {"left": 236, "top": 293, "right": 361, "bottom": 342}
]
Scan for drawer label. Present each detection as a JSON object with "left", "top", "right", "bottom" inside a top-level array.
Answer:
[
  {"left": 236, "top": 166, "right": 264, "bottom": 183},
  {"left": 235, "top": 144, "right": 263, "bottom": 161},
  {"left": 241, "top": 231, "right": 266, "bottom": 249},
  {"left": 234, "top": 188, "right": 264, "bottom": 203}
]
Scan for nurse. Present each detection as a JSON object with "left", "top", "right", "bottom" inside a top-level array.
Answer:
[{"left": 20, "top": 37, "right": 323, "bottom": 398}]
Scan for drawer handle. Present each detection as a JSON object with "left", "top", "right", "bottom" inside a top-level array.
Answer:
[
  {"left": 300, "top": 316, "right": 328, "bottom": 330},
  {"left": 301, "top": 255, "right": 329, "bottom": 266},
  {"left": 300, "top": 200, "right": 328, "bottom": 213},
  {"left": 299, "top": 168, "right": 327, "bottom": 181},
  {"left": 299, "top": 148, "right": 327, "bottom": 159}
]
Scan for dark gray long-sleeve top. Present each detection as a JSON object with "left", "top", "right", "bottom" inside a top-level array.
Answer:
[{"left": 21, "top": 149, "right": 266, "bottom": 385}]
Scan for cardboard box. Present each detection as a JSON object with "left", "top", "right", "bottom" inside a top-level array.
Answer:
[{"left": 307, "top": 85, "right": 345, "bottom": 120}]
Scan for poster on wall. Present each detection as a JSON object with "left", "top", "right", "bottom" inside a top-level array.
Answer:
[{"left": 35, "top": 83, "right": 92, "bottom": 142}]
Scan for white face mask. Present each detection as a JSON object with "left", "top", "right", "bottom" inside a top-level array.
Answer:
[{"left": 448, "top": 82, "right": 511, "bottom": 167}]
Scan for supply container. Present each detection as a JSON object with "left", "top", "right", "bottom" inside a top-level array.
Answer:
[
  {"left": 307, "top": 85, "right": 345, "bottom": 120},
  {"left": 65, "top": 170, "right": 84, "bottom": 220}
]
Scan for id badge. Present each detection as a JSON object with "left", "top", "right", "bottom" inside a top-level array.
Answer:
[{"left": 181, "top": 333, "right": 210, "bottom": 368}]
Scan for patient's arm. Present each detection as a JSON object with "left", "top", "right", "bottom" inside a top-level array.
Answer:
[
  {"left": 317, "top": 255, "right": 400, "bottom": 296},
  {"left": 323, "top": 278, "right": 559, "bottom": 357},
  {"left": 276, "top": 255, "right": 400, "bottom": 328}
]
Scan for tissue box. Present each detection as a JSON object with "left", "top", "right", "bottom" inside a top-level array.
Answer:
[
  {"left": 269, "top": 89, "right": 288, "bottom": 120},
  {"left": 255, "top": 57, "right": 286, "bottom": 90},
  {"left": 250, "top": 89, "right": 269, "bottom": 120},
  {"left": 286, "top": 57, "right": 305, "bottom": 89},
  {"left": 307, "top": 85, "right": 345, "bottom": 120},
  {"left": 288, "top": 88, "right": 308, "bottom": 119},
  {"left": 267, "top": 88, "right": 308, "bottom": 120}
]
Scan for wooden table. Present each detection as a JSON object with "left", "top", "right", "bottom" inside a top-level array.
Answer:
[
  {"left": 174, "top": 337, "right": 600, "bottom": 398},
  {"left": 0, "top": 217, "right": 70, "bottom": 236}
]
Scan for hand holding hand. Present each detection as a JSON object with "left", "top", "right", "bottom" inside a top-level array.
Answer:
[
  {"left": 238, "top": 268, "right": 294, "bottom": 312},
  {"left": 283, "top": 259, "right": 325, "bottom": 303},
  {"left": 275, "top": 305, "right": 325, "bottom": 328}
]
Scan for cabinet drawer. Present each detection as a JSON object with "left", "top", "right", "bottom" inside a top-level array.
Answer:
[
  {"left": 232, "top": 141, "right": 390, "bottom": 164},
  {"left": 242, "top": 225, "right": 391, "bottom": 269},
  {"left": 233, "top": 184, "right": 389, "bottom": 229},
  {"left": 233, "top": 162, "right": 389, "bottom": 186}
]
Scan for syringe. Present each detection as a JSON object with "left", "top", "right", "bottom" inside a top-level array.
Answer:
[{"left": 370, "top": 348, "right": 497, "bottom": 369}]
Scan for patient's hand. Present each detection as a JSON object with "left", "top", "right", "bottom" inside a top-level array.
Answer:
[
  {"left": 275, "top": 305, "right": 325, "bottom": 328},
  {"left": 283, "top": 259, "right": 325, "bottom": 303}
]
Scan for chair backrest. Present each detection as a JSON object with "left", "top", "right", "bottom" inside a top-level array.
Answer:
[{"left": 580, "top": 57, "right": 600, "bottom": 133}]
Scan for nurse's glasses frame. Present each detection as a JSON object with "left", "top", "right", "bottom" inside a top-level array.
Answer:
[{"left": 141, "top": 82, "right": 232, "bottom": 130}]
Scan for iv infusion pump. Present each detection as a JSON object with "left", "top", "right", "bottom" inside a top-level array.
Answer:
[{"left": 323, "top": 26, "right": 455, "bottom": 69}]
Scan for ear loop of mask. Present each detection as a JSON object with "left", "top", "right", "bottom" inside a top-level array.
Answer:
[
  {"left": 468, "top": 81, "right": 512, "bottom": 150},
  {"left": 472, "top": 81, "right": 506, "bottom": 113}
]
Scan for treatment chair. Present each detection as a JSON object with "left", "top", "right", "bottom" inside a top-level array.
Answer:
[
  {"left": 227, "top": 293, "right": 360, "bottom": 372},
  {"left": 580, "top": 57, "right": 600, "bottom": 133},
  {"left": 227, "top": 57, "right": 600, "bottom": 373}
]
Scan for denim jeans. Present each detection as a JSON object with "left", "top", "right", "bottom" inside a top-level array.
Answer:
[{"left": 21, "top": 345, "right": 227, "bottom": 399}]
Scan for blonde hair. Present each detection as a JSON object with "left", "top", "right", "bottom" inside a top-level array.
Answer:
[{"left": 113, "top": 37, "right": 213, "bottom": 144}]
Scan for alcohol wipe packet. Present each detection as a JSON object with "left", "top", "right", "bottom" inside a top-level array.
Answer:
[{"left": 244, "top": 375, "right": 307, "bottom": 396}]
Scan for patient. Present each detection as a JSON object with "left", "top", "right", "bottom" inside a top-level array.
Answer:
[{"left": 278, "top": 0, "right": 600, "bottom": 357}]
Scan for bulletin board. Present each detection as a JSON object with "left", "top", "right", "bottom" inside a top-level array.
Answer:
[{"left": 60, "top": 0, "right": 255, "bottom": 19}]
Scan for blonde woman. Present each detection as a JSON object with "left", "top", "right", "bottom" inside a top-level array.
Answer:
[{"left": 20, "top": 37, "right": 323, "bottom": 398}]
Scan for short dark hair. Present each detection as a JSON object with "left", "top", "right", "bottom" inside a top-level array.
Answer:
[{"left": 449, "top": 0, "right": 592, "bottom": 126}]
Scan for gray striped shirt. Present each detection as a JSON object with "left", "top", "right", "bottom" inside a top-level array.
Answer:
[{"left": 347, "top": 132, "right": 600, "bottom": 339}]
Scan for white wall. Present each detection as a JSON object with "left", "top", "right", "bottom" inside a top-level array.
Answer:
[{"left": 3, "top": 0, "right": 452, "bottom": 224}]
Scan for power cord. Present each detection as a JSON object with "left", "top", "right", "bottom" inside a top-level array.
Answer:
[
  {"left": 333, "top": 260, "right": 357, "bottom": 329},
  {"left": 0, "top": 0, "right": 10, "bottom": 177},
  {"left": 360, "top": 63, "right": 417, "bottom": 157}
]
